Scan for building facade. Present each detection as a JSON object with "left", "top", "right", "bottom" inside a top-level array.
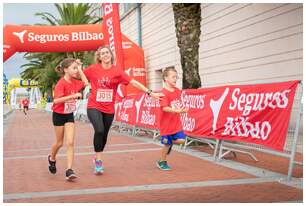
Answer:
[{"left": 119, "top": 3, "right": 303, "bottom": 130}]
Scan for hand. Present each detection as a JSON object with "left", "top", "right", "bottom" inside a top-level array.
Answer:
[
  {"left": 175, "top": 107, "right": 188, "bottom": 113},
  {"left": 180, "top": 107, "right": 189, "bottom": 113},
  {"left": 150, "top": 92, "right": 165, "bottom": 100},
  {"left": 73, "top": 93, "right": 82, "bottom": 99},
  {"left": 75, "top": 59, "right": 83, "bottom": 65}
]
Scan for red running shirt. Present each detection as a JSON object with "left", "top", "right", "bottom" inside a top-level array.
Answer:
[
  {"left": 52, "top": 77, "right": 85, "bottom": 114},
  {"left": 84, "top": 64, "right": 132, "bottom": 114},
  {"left": 22, "top": 99, "right": 29, "bottom": 106},
  {"left": 159, "top": 87, "right": 183, "bottom": 136}
]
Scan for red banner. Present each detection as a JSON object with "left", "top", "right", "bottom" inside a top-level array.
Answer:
[
  {"left": 115, "top": 81, "right": 299, "bottom": 151},
  {"left": 102, "top": 3, "right": 124, "bottom": 70},
  {"left": 134, "top": 93, "right": 161, "bottom": 129},
  {"left": 114, "top": 95, "right": 136, "bottom": 125},
  {"left": 102, "top": 3, "right": 146, "bottom": 97}
]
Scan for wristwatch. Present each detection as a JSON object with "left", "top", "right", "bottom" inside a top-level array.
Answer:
[{"left": 146, "top": 89, "right": 152, "bottom": 96}]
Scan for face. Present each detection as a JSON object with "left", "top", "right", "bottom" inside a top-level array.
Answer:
[
  {"left": 165, "top": 70, "right": 178, "bottom": 87},
  {"left": 99, "top": 47, "right": 112, "bottom": 64},
  {"left": 64, "top": 62, "right": 79, "bottom": 78}
]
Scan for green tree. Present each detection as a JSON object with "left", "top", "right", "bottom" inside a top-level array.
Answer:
[
  {"left": 21, "top": 3, "right": 102, "bottom": 96},
  {"left": 172, "top": 3, "right": 202, "bottom": 89}
]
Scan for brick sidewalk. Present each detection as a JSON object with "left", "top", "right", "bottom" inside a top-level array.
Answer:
[{"left": 3, "top": 110, "right": 303, "bottom": 203}]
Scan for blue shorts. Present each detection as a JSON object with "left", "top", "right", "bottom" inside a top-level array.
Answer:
[{"left": 160, "top": 131, "right": 186, "bottom": 145}]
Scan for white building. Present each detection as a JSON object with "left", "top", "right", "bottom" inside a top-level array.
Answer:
[{"left": 118, "top": 3, "right": 303, "bottom": 133}]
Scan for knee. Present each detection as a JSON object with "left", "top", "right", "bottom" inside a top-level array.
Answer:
[
  {"left": 66, "top": 140, "right": 74, "bottom": 148},
  {"left": 95, "top": 129, "right": 105, "bottom": 137},
  {"left": 175, "top": 139, "right": 185, "bottom": 145},
  {"left": 179, "top": 139, "right": 186, "bottom": 144}
]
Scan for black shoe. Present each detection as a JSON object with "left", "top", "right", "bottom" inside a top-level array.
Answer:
[
  {"left": 48, "top": 155, "right": 56, "bottom": 174},
  {"left": 66, "top": 169, "right": 77, "bottom": 181},
  {"left": 167, "top": 145, "right": 173, "bottom": 155}
]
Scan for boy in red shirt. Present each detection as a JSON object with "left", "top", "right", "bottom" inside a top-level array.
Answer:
[
  {"left": 48, "top": 58, "right": 88, "bottom": 181},
  {"left": 157, "top": 67, "right": 188, "bottom": 171},
  {"left": 22, "top": 98, "right": 29, "bottom": 115}
]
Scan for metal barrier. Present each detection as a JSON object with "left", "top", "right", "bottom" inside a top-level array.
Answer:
[{"left": 184, "top": 136, "right": 221, "bottom": 160}]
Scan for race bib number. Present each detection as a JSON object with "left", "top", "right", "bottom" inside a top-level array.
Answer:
[
  {"left": 64, "top": 100, "right": 76, "bottom": 114},
  {"left": 96, "top": 89, "right": 113, "bottom": 102}
]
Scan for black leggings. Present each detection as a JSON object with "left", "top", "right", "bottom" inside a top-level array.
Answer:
[{"left": 87, "top": 108, "right": 114, "bottom": 152}]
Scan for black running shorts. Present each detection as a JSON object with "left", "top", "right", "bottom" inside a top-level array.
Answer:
[{"left": 52, "top": 112, "right": 74, "bottom": 126}]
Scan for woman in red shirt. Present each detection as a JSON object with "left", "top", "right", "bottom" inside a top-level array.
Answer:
[
  {"left": 48, "top": 58, "right": 88, "bottom": 181},
  {"left": 84, "top": 46, "right": 163, "bottom": 174}
]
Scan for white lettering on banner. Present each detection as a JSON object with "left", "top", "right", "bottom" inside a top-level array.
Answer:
[
  {"left": 210, "top": 88, "right": 229, "bottom": 134},
  {"left": 140, "top": 111, "right": 156, "bottom": 126},
  {"left": 28, "top": 33, "right": 69, "bottom": 43},
  {"left": 133, "top": 67, "right": 146, "bottom": 77},
  {"left": 27, "top": 32, "right": 103, "bottom": 44},
  {"left": 222, "top": 116, "right": 271, "bottom": 140},
  {"left": 120, "top": 111, "right": 129, "bottom": 122},
  {"left": 229, "top": 88, "right": 291, "bottom": 116},
  {"left": 123, "top": 99, "right": 134, "bottom": 109},
  {"left": 135, "top": 94, "right": 145, "bottom": 123},
  {"left": 71, "top": 32, "right": 103, "bottom": 41},
  {"left": 104, "top": 4, "right": 113, "bottom": 15},
  {"left": 120, "top": 98, "right": 133, "bottom": 122},
  {"left": 106, "top": 17, "right": 116, "bottom": 63},
  {"left": 181, "top": 91, "right": 205, "bottom": 109},
  {"left": 143, "top": 96, "right": 160, "bottom": 108},
  {"left": 180, "top": 113, "right": 195, "bottom": 132}
]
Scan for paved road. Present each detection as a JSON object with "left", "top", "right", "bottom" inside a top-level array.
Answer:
[{"left": 3, "top": 110, "right": 303, "bottom": 203}]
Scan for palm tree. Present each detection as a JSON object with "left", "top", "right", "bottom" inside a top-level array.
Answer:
[
  {"left": 172, "top": 3, "right": 202, "bottom": 89},
  {"left": 21, "top": 3, "right": 102, "bottom": 97}
]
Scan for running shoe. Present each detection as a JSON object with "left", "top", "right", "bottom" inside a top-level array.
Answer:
[
  {"left": 156, "top": 160, "right": 171, "bottom": 171},
  {"left": 65, "top": 169, "right": 77, "bottom": 181},
  {"left": 48, "top": 155, "right": 56, "bottom": 174},
  {"left": 93, "top": 158, "right": 104, "bottom": 175}
]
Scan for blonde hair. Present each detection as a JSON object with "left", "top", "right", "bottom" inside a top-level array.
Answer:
[
  {"left": 95, "top": 45, "right": 114, "bottom": 64},
  {"left": 162, "top": 67, "right": 177, "bottom": 81},
  {"left": 55, "top": 58, "right": 76, "bottom": 76}
]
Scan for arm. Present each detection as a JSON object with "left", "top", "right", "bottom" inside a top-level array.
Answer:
[
  {"left": 75, "top": 59, "right": 89, "bottom": 86},
  {"left": 129, "top": 79, "right": 164, "bottom": 99},
  {"left": 53, "top": 93, "right": 82, "bottom": 104},
  {"left": 162, "top": 106, "right": 188, "bottom": 114}
]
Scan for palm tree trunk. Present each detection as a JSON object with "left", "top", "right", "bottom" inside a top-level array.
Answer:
[{"left": 172, "top": 3, "right": 202, "bottom": 89}]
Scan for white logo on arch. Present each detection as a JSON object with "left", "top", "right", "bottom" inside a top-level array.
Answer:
[
  {"left": 209, "top": 88, "right": 229, "bottom": 134},
  {"left": 13, "top": 30, "right": 27, "bottom": 44}
]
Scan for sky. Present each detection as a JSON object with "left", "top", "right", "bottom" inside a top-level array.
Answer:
[{"left": 3, "top": 3, "right": 59, "bottom": 80}]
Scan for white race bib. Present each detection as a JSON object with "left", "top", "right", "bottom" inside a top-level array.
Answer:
[
  {"left": 96, "top": 89, "right": 113, "bottom": 102},
  {"left": 64, "top": 100, "right": 76, "bottom": 114}
]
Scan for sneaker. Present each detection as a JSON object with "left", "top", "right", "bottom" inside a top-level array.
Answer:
[
  {"left": 48, "top": 155, "right": 56, "bottom": 174},
  {"left": 93, "top": 158, "right": 104, "bottom": 175},
  {"left": 65, "top": 169, "right": 77, "bottom": 181},
  {"left": 156, "top": 160, "right": 171, "bottom": 171}
]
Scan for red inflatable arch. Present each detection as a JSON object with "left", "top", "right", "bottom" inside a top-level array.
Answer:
[{"left": 3, "top": 23, "right": 147, "bottom": 95}]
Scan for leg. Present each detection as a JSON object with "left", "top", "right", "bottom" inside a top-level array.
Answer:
[
  {"left": 50, "top": 126, "right": 64, "bottom": 161},
  {"left": 157, "top": 136, "right": 172, "bottom": 171},
  {"left": 100, "top": 112, "right": 115, "bottom": 152},
  {"left": 161, "top": 145, "right": 171, "bottom": 161},
  {"left": 64, "top": 122, "right": 75, "bottom": 170},
  {"left": 172, "top": 139, "right": 185, "bottom": 145},
  {"left": 87, "top": 109, "right": 106, "bottom": 161}
]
